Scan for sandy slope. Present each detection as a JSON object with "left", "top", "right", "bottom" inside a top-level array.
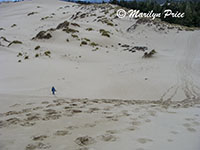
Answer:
[{"left": 0, "top": 0, "right": 200, "bottom": 150}]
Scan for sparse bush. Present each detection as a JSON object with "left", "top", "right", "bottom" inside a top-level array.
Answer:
[
  {"left": 24, "top": 56, "right": 29, "bottom": 60},
  {"left": 35, "top": 45, "right": 40, "bottom": 50},
  {"left": 82, "top": 38, "right": 90, "bottom": 42},
  {"left": 86, "top": 28, "right": 93, "bottom": 31},
  {"left": 143, "top": 49, "right": 157, "bottom": 58},
  {"left": 56, "top": 21, "right": 70, "bottom": 29},
  {"left": 18, "top": 60, "right": 21, "bottom": 62},
  {"left": 80, "top": 41, "right": 87, "bottom": 46},
  {"left": 71, "top": 34, "right": 78, "bottom": 38},
  {"left": 11, "top": 24, "right": 16, "bottom": 28},
  {"left": 63, "top": 27, "right": 79, "bottom": 33},
  {"left": 66, "top": 39, "right": 69, "bottom": 42},
  {"left": 44, "top": 51, "right": 51, "bottom": 57},
  {"left": 0, "top": 28, "right": 4, "bottom": 31},
  {"left": 33, "top": 31, "right": 52, "bottom": 39},
  {"left": 35, "top": 54, "right": 39, "bottom": 57},
  {"left": 100, "top": 29, "right": 110, "bottom": 37},
  {"left": 17, "top": 52, "right": 22, "bottom": 57},
  {"left": 71, "top": 23, "right": 80, "bottom": 27},
  {"left": 90, "top": 42, "right": 98, "bottom": 47},
  {"left": 8, "top": 40, "right": 23, "bottom": 47},
  {"left": 27, "top": 12, "right": 38, "bottom": 16}
]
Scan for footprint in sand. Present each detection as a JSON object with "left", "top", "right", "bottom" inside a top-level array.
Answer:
[
  {"left": 32, "top": 135, "right": 48, "bottom": 141},
  {"left": 136, "top": 148, "right": 145, "bottom": 150},
  {"left": 98, "top": 134, "right": 117, "bottom": 142},
  {"left": 187, "top": 127, "right": 196, "bottom": 132},
  {"left": 167, "top": 139, "right": 173, "bottom": 142},
  {"left": 106, "top": 130, "right": 118, "bottom": 134},
  {"left": 26, "top": 142, "right": 51, "bottom": 150},
  {"left": 75, "top": 136, "right": 96, "bottom": 146},
  {"left": 183, "top": 123, "right": 191, "bottom": 128},
  {"left": 54, "top": 130, "right": 70, "bottom": 136},
  {"left": 137, "top": 138, "right": 153, "bottom": 144},
  {"left": 170, "top": 131, "right": 179, "bottom": 135},
  {"left": 192, "top": 121, "right": 200, "bottom": 126}
]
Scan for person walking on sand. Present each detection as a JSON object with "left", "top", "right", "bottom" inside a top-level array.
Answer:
[{"left": 51, "top": 86, "right": 56, "bottom": 95}]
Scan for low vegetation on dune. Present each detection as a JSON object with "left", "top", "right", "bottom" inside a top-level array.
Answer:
[
  {"left": 27, "top": 12, "right": 38, "bottom": 16},
  {"left": 56, "top": 21, "right": 70, "bottom": 29},
  {"left": 8, "top": 40, "right": 22, "bottom": 47},
  {"left": 34, "top": 45, "right": 40, "bottom": 50},
  {"left": 11, "top": 24, "right": 16, "bottom": 28},
  {"left": 143, "top": 50, "right": 157, "bottom": 58},
  {"left": 63, "top": 27, "right": 79, "bottom": 34},
  {"left": 80, "top": 41, "right": 87, "bottom": 46},
  {"left": 99, "top": 29, "right": 110, "bottom": 37},
  {"left": 33, "top": 31, "right": 52, "bottom": 40},
  {"left": 44, "top": 51, "right": 51, "bottom": 57},
  {"left": 86, "top": 27, "right": 93, "bottom": 31}
]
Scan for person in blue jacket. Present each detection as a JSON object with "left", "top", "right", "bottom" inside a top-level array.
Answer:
[{"left": 51, "top": 86, "right": 56, "bottom": 95}]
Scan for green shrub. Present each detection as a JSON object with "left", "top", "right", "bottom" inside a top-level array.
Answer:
[
  {"left": 71, "top": 34, "right": 78, "bottom": 38},
  {"left": 143, "top": 49, "right": 157, "bottom": 58},
  {"left": 82, "top": 38, "right": 90, "bottom": 42},
  {"left": 35, "top": 54, "right": 39, "bottom": 57},
  {"left": 90, "top": 42, "right": 98, "bottom": 47},
  {"left": 80, "top": 41, "right": 87, "bottom": 46},
  {"left": 8, "top": 40, "right": 23, "bottom": 47},
  {"left": 11, "top": 24, "right": 16, "bottom": 27},
  {"left": 27, "top": 12, "right": 38, "bottom": 16},
  {"left": 66, "top": 39, "right": 69, "bottom": 42},
  {"left": 71, "top": 23, "right": 80, "bottom": 27},
  {"left": 44, "top": 51, "right": 51, "bottom": 57},
  {"left": 63, "top": 27, "right": 79, "bottom": 33},
  {"left": 86, "top": 28, "right": 93, "bottom": 31},
  {"left": 35, "top": 45, "right": 40, "bottom": 50},
  {"left": 18, "top": 60, "right": 21, "bottom": 62},
  {"left": 24, "top": 56, "right": 29, "bottom": 60},
  {"left": 17, "top": 52, "right": 22, "bottom": 57}
]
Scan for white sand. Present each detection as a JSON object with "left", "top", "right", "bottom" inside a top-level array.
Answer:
[{"left": 0, "top": 0, "right": 200, "bottom": 150}]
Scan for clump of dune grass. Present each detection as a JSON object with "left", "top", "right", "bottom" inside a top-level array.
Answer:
[
  {"left": 24, "top": 56, "right": 29, "bottom": 60},
  {"left": 71, "top": 34, "right": 79, "bottom": 38},
  {"left": 11, "top": 24, "right": 16, "bottom": 28},
  {"left": 82, "top": 38, "right": 90, "bottom": 42},
  {"left": 143, "top": 49, "right": 157, "bottom": 58},
  {"left": 27, "top": 12, "right": 38, "bottom": 16},
  {"left": 90, "top": 42, "right": 98, "bottom": 47},
  {"left": 71, "top": 23, "right": 80, "bottom": 27},
  {"left": 99, "top": 29, "right": 110, "bottom": 37},
  {"left": 80, "top": 41, "right": 87, "bottom": 46},
  {"left": 34, "top": 45, "right": 40, "bottom": 50},
  {"left": 44, "top": 51, "right": 51, "bottom": 57},
  {"left": 63, "top": 27, "right": 79, "bottom": 34},
  {"left": 8, "top": 40, "right": 23, "bottom": 47},
  {"left": 86, "top": 28, "right": 93, "bottom": 31}
]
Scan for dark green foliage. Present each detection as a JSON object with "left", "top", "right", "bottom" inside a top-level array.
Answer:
[
  {"left": 143, "top": 49, "right": 157, "bottom": 58},
  {"left": 110, "top": 0, "right": 200, "bottom": 27},
  {"left": 8, "top": 40, "right": 22, "bottom": 47},
  {"left": 17, "top": 52, "right": 22, "bottom": 57},
  {"left": 35, "top": 54, "right": 39, "bottom": 57},
  {"left": 99, "top": 29, "right": 110, "bottom": 37},
  {"left": 86, "top": 28, "right": 93, "bottom": 31},
  {"left": 33, "top": 31, "right": 52, "bottom": 40},
  {"left": 44, "top": 51, "right": 51, "bottom": 57},
  {"left": 63, "top": 27, "right": 79, "bottom": 33},
  {"left": 35, "top": 45, "right": 40, "bottom": 50},
  {"left": 80, "top": 41, "right": 87, "bottom": 45},
  {"left": 24, "top": 56, "right": 29, "bottom": 60}
]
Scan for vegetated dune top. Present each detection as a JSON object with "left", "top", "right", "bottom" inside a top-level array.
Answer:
[{"left": 0, "top": 0, "right": 200, "bottom": 103}]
